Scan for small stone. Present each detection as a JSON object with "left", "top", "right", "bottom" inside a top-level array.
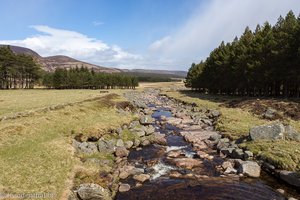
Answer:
[
  {"left": 119, "top": 184, "right": 130, "bottom": 192},
  {"left": 116, "top": 139, "right": 124, "bottom": 147},
  {"left": 169, "top": 171, "right": 182, "bottom": 178},
  {"left": 133, "top": 174, "right": 150, "bottom": 183},
  {"left": 134, "top": 139, "right": 140, "bottom": 147},
  {"left": 77, "top": 183, "right": 111, "bottom": 200},
  {"left": 115, "top": 147, "right": 129, "bottom": 158},
  {"left": 276, "top": 189, "right": 285, "bottom": 195},
  {"left": 224, "top": 166, "right": 237, "bottom": 174},
  {"left": 141, "top": 139, "right": 150, "bottom": 146},
  {"left": 124, "top": 141, "right": 134, "bottom": 149},
  {"left": 222, "top": 161, "right": 233, "bottom": 170}
]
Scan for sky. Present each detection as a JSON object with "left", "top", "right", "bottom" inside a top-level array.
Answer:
[{"left": 0, "top": 0, "right": 300, "bottom": 71}]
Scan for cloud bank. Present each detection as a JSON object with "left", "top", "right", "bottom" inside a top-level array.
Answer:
[{"left": 0, "top": 25, "right": 141, "bottom": 68}]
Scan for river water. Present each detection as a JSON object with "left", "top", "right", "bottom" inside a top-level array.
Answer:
[{"left": 116, "top": 98, "right": 299, "bottom": 200}]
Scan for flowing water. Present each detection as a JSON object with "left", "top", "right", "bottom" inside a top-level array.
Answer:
[{"left": 116, "top": 101, "right": 299, "bottom": 200}]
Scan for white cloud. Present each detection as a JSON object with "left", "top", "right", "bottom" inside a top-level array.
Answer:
[
  {"left": 0, "top": 25, "right": 141, "bottom": 68},
  {"left": 149, "top": 0, "right": 300, "bottom": 68}
]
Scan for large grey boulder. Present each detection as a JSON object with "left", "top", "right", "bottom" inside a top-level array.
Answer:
[
  {"left": 238, "top": 161, "right": 261, "bottom": 178},
  {"left": 77, "top": 183, "right": 111, "bottom": 200},
  {"left": 249, "top": 123, "right": 285, "bottom": 141},
  {"left": 279, "top": 171, "right": 300, "bottom": 188},
  {"left": 284, "top": 125, "right": 300, "bottom": 142},
  {"left": 73, "top": 140, "right": 98, "bottom": 154}
]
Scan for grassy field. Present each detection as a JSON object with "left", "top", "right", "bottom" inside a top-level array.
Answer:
[
  {"left": 162, "top": 90, "right": 300, "bottom": 170},
  {"left": 0, "top": 90, "right": 134, "bottom": 199},
  {"left": 0, "top": 89, "right": 110, "bottom": 117}
]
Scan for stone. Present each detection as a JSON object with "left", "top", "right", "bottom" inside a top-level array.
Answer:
[
  {"left": 125, "top": 141, "right": 134, "bottom": 149},
  {"left": 197, "top": 150, "right": 209, "bottom": 159},
  {"left": 210, "top": 110, "right": 221, "bottom": 118},
  {"left": 139, "top": 115, "right": 154, "bottom": 125},
  {"left": 276, "top": 189, "right": 285, "bottom": 195},
  {"left": 169, "top": 171, "right": 182, "bottom": 178},
  {"left": 238, "top": 161, "right": 261, "bottom": 178},
  {"left": 279, "top": 171, "right": 300, "bottom": 188},
  {"left": 209, "top": 134, "right": 222, "bottom": 141},
  {"left": 141, "top": 139, "right": 150, "bottom": 146},
  {"left": 74, "top": 141, "right": 98, "bottom": 154},
  {"left": 136, "top": 130, "right": 146, "bottom": 137},
  {"left": 222, "top": 161, "right": 233, "bottom": 170},
  {"left": 263, "top": 107, "right": 277, "bottom": 120},
  {"left": 231, "top": 149, "right": 244, "bottom": 159},
  {"left": 144, "top": 125, "right": 155, "bottom": 135},
  {"left": 151, "top": 132, "right": 167, "bottom": 145},
  {"left": 118, "top": 184, "right": 131, "bottom": 192},
  {"left": 224, "top": 166, "right": 237, "bottom": 174},
  {"left": 134, "top": 138, "right": 141, "bottom": 147},
  {"left": 98, "top": 139, "right": 115, "bottom": 153},
  {"left": 77, "top": 183, "right": 111, "bottom": 200},
  {"left": 167, "top": 150, "right": 184, "bottom": 158},
  {"left": 166, "top": 117, "right": 182, "bottom": 126},
  {"left": 116, "top": 139, "right": 124, "bottom": 147},
  {"left": 169, "top": 158, "right": 202, "bottom": 169},
  {"left": 133, "top": 174, "right": 150, "bottom": 183},
  {"left": 284, "top": 125, "right": 300, "bottom": 142},
  {"left": 249, "top": 123, "right": 285, "bottom": 141},
  {"left": 115, "top": 147, "right": 129, "bottom": 158},
  {"left": 244, "top": 151, "right": 253, "bottom": 159},
  {"left": 68, "top": 191, "right": 79, "bottom": 200}
]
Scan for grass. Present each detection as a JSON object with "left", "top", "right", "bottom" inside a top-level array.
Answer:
[
  {"left": 0, "top": 89, "right": 111, "bottom": 117},
  {"left": 0, "top": 90, "right": 134, "bottom": 199},
  {"left": 162, "top": 90, "right": 300, "bottom": 170},
  {"left": 240, "top": 141, "right": 300, "bottom": 170}
]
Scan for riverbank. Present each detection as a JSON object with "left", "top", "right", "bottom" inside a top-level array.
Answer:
[{"left": 0, "top": 90, "right": 135, "bottom": 199}]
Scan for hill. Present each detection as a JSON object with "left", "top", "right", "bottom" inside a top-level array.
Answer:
[{"left": 0, "top": 45, "right": 121, "bottom": 73}]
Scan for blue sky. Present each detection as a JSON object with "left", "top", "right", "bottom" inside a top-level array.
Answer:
[{"left": 1, "top": 0, "right": 300, "bottom": 70}]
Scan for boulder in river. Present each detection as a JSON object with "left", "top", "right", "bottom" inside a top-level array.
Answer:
[
  {"left": 151, "top": 132, "right": 167, "bottom": 145},
  {"left": 133, "top": 174, "right": 151, "bottom": 183},
  {"left": 77, "top": 183, "right": 111, "bottom": 200},
  {"left": 118, "top": 183, "right": 131, "bottom": 192},
  {"left": 249, "top": 123, "right": 285, "bottom": 141},
  {"left": 169, "top": 158, "right": 202, "bottom": 169}
]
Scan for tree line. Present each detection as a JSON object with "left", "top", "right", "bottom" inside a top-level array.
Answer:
[
  {"left": 185, "top": 11, "right": 300, "bottom": 97},
  {"left": 42, "top": 67, "right": 139, "bottom": 89},
  {"left": 0, "top": 46, "right": 40, "bottom": 89}
]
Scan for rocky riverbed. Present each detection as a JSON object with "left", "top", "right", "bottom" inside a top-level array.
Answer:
[{"left": 69, "top": 89, "right": 300, "bottom": 200}]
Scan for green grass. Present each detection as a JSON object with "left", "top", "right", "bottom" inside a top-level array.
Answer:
[
  {"left": 241, "top": 141, "right": 300, "bottom": 170},
  {"left": 0, "top": 90, "right": 134, "bottom": 199},
  {"left": 162, "top": 90, "right": 300, "bottom": 171}
]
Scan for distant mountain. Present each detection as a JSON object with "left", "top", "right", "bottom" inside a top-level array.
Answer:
[
  {"left": 123, "top": 69, "right": 187, "bottom": 77},
  {"left": 0, "top": 45, "right": 121, "bottom": 73},
  {"left": 0, "top": 45, "right": 187, "bottom": 76}
]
